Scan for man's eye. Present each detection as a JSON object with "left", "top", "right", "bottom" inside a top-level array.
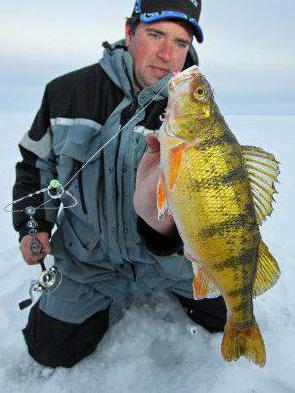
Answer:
[
  {"left": 149, "top": 33, "right": 161, "bottom": 39},
  {"left": 175, "top": 41, "right": 187, "bottom": 48}
]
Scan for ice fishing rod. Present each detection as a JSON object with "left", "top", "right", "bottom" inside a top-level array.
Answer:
[{"left": 4, "top": 82, "right": 168, "bottom": 310}]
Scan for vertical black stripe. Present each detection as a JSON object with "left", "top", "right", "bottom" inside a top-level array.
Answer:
[{"left": 77, "top": 163, "right": 87, "bottom": 215}]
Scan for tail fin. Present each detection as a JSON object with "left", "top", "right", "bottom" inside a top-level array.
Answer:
[{"left": 221, "top": 318, "right": 266, "bottom": 367}]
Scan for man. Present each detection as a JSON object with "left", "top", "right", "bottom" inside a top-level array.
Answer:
[{"left": 13, "top": 0, "right": 226, "bottom": 368}]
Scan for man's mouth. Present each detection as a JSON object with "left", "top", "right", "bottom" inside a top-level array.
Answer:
[{"left": 150, "top": 66, "right": 170, "bottom": 76}]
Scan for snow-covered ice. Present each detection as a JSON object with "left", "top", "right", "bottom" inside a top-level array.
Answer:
[{"left": 0, "top": 113, "right": 294, "bottom": 393}]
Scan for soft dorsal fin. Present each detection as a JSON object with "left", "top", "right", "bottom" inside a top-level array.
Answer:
[
  {"left": 253, "top": 239, "right": 280, "bottom": 297},
  {"left": 241, "top": 145, "right": 280, "bottom": 225}
]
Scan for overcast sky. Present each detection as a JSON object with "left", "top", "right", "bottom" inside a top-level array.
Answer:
[{"left": 0, "top": 0, "right": 294, "bottom": 115}]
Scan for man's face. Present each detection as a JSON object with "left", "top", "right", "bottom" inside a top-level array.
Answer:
[{"left": 125, "top": 20, "right": 193, "bottom": 91}]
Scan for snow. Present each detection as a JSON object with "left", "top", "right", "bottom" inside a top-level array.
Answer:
[{"left": 0, "top": 113, "right": 294, "bottom": 393}]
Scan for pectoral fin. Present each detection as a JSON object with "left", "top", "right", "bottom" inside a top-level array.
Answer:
[
  {"left": 167, "top": 143, "right": 186, "bottom": 191},
  {"left": 242, "top": 145, "right": 280, "bottom": 225},
  {"left": 157, "top": 171, "right": 168, "bottom": 220},
  {"left": 253, "top": 239, "right": 280, "bottom": 297}
]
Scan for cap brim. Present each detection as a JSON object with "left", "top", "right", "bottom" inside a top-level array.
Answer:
[{"left": 139, "top": 11, "right": 203, "bottom": 43}]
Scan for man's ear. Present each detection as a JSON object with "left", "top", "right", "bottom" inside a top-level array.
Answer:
[{"left": 125, "top": 21, "right": 132, "bottom": 47}]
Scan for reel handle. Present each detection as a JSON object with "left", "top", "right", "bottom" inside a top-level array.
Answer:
[{"left": 19, "top": 298, "right": 33, "bottom": 310}]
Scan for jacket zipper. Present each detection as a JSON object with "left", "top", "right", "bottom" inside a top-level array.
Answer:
[{"left": 77, "top": 162, "right": 87, "bottom": 215}]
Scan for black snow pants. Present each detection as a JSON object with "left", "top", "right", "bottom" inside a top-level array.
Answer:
[{"left": 23, "top": 295, "right": 226, "bottom": 368}]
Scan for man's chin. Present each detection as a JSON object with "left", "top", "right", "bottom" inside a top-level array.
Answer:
[
  {"left": 135, "top": 78, "right": 160, "bottom": 91},
  {"left": 135, "top": 71, "right": 169, "bottom": 90}
]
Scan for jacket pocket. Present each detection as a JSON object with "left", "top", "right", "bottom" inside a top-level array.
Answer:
[{"left": 57, "top": 215, "right": 106, "bottom": 262}]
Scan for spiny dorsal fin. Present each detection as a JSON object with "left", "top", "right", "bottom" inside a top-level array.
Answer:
[
  {"left": 253, "top": 239, "right": 280, "bottom": 297},
  {"left": 242, "top": 145, "right": 280, "bottom": 225}
]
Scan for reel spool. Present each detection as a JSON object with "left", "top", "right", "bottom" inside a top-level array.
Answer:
[
  {"left": 39, "top": 263, "right": 61, "bottom": 290},
  {"left": 19, "top": 262, "right": 62, "bottom": 310}
]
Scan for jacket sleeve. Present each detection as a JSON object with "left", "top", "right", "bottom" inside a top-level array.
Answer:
[
  {"left": 13, "top": 86, "right": 59, "bottom": 241},
  {"left": 137, "top": 216, "right": 183, "bottom": 256}
]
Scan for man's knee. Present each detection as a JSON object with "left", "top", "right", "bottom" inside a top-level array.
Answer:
[
  {"left": 175, "top": 293, "right": 227, "bottom": 333},
  {"left": 22, "top": 302, "right": 110, "bottom": 368}
]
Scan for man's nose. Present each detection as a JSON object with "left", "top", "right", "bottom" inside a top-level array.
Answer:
[{"left": 157, "top": 41, "right": 173, "bottom": 62}]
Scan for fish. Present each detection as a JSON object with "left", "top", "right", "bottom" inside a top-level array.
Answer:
[{"left": 157, "top": 65, "right": 280, "bottom": 367}]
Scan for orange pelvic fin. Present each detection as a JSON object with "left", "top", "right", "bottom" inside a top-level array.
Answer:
[
  {"left": 168, "top": 143, "right": 186, "bottom": 191},
  {"left": 221, "top": 317, "right": 266, "bottom": 367},
  {"left": 157, "top": 171, "right": 168, "bottom": 220},
  {"left": 192, "top": 267, "right": 220, "bottom": 299}
]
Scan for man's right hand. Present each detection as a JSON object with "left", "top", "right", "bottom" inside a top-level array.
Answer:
[{"left": 20, "top": 232, "right": 51, "bottom": 265}]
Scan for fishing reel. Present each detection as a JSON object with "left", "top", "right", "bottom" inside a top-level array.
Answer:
[{"left": 19, "top": 238, "right": 62, "bottom": 310}]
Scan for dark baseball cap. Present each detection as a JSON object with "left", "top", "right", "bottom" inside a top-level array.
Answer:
[{"left": 131, "top": 0, "right": 203, "bottom": 43}]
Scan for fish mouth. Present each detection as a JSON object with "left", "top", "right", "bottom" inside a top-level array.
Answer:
[{"left": 169, "top": 65, "right": 200, "bottom": 91}]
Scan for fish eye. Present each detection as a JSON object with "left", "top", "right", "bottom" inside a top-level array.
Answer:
[{"left": 193, "top": 87, "right": 207, "bottom": 100}]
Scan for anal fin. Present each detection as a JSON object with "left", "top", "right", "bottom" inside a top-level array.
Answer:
[{"left": 253, "top": 239, "right": 280, "bottom": 296}]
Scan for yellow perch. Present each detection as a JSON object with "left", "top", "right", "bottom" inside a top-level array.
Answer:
[{"left": 157, "top": 66, "right": 280, "bottom": 367}]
